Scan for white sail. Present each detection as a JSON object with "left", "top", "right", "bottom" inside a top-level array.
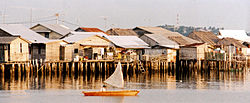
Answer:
[{"left": 104, "top": 61, "right": 124, "bottom": 88}]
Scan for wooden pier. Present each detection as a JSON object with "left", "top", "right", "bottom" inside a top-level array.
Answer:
[{"left": 0, "top": 58, "right": 248, "bottom": 78}]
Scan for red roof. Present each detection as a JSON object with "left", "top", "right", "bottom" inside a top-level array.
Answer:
[{"left": 78, "top": 27, "right": 110, "bottom": 35}]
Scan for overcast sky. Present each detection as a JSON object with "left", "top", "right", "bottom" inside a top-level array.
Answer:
[{"left": 0, "top": 0, "right": 249, "bottom": 32}]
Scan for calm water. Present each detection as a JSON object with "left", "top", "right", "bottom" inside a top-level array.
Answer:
[{"left": 1, "top": 69, "right": 250, "bottom": 103}]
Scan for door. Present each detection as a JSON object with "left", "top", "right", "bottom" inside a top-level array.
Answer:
[
  {"left": 60, "top": 46, "right": 65, "bottom": 60},
  {"left": 0, "top": 45, "right": 4, "bottom": 62}
]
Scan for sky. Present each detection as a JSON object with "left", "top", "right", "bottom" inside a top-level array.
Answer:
[{"left": 0, "top": 0, "right": 249, "bottom": 32}]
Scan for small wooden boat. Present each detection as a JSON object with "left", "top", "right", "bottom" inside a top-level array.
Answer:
[
  {"left": 82, "top": 90, "right": 140, "bottom": 96},
  {"left": 82, "top": 61, "right": 140, "bottom": 96}
]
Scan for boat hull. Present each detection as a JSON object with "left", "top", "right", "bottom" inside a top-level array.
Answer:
[{"left": 82, "top": 90, "right": 140, "bottom": 96}]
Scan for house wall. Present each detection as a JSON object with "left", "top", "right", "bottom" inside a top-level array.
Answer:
[
  {"left": 180, "top": 44, "right": 208, "bottom": 60},
  {"left": 31, "top": 25, "right": 62, "bottom": 39},
  {"left": 180, "top": 47, "right": 197, "bottom": 60},
  {"left": 144, "top": 48, "right": 177, "bottom": 62},
  {"left": 9, "top": 38, "right": 29, "bottom": 61},
  {"left": 64, "top": 44, "right": 74, "bottom": 61},
  {"left": 196, "top": 44, "right": 207, "bottom": 60},
  {"left": 75, "top": 36, "right": 111, "bottom": 46},
  {"left": 167, "top": 49, "right": 177, "bottom": 62},
  {"left": 46, "top": 41, "right": 67, "bottom": 61}
]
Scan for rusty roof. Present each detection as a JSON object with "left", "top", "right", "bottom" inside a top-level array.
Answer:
[
  {"left": 181, "top": 43, "right": 206, "bottom": 47},
  {"left": 106, "top": 28, "right": 138, "bottom": 36},
  {"left": 76, "top": 27, "right": 110, "bottom": 35},
  {"left": 188, "top": 31, "right": 219, "bottom": 45},
  {"left": 217, "top": 38, "right": 247, "bottom": 48},
  {"left": 0, "top": 36, "right": 30, "bottom": 44}
]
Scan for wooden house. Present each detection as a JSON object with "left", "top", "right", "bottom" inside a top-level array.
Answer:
[
  {"left": 0, "top": 24, "right": 49, "bottom": 61},
  {"left": 0, "top": 36, "right": 30, "bottom": 62},
  {"left": 105, "top": 36, "right": 149, "bottom": 61},
  {"left": 140, "top": 34, "right": 179, "bottom": 62},
  {"left": 30, "top": 23, "right": 71, "bottom": 39},
  {"left": 188, "top": 31, "right": 219, "bottom": 46},
  {"left": 45, "top": 40, "right": 68, "bottom": 61},
  {"left": 217, "top": 38, "right": 248, "bottom": 56},
  {"left": 62, "top": 32, "right": 113, "bottom": 61},
  {"left": 180, "top": 43, "right": 209, "bottom": 60},
  {"left": 106, "top": 28, "right": 138, "bottom": 36},
  {"left": 133, "top": 26, "right": 200, "bottom": 46}
]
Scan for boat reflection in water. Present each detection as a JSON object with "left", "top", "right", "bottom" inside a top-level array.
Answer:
[{"left": 0, "top": 69, "right": 248, "bottom": 90}]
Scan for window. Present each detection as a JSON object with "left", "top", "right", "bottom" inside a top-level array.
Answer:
[
  {"left": 20, "top": 43, "right": 22, "bottom": 53},
  {"left": 45, "top": 32, "right": 49, "bottom": 38},
  {"left": 74, "top": 49, "right": 78, "bottom": 53}
]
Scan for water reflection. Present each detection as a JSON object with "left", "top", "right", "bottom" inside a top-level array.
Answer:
[{"left": 0, "top": 69, "right": 248, "bottom": 90}]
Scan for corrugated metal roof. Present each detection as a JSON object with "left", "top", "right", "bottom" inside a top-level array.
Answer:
[
  {"left": 0, "top": 36, "right": 18, "bottom": 44},
  {"left": 0, "top": 24, "right": 49, "bottom": 43},
  {"left": 106, "top": 36, "right": 149, "bottom": 49},
  {"left": 188, "top": 31, "right": 219, "bottom": 45},
  {"left": 35, "top": 23, "right": 71, "bottom": 36},
  {"left": 134, "top": 26, "right": 200, "bottom": 45},
  {"left": 106, "top": 28, "right": 138, "bottom": 36},
  {"left": 62, "top": 32, "right": 108, "bottom": 43},
  {"left": 134, "top": 26, "right": 172, "bottom": 34},
  {"left": 78, "top": 27, "right": 104, "bottom": 32},
  {"left": 144, "top": 34, "right": 179, "bottom": 49},
  {"left": 181, "top": 43, "right": 206, "bottom": 47},
  {"left": 218, "top": 30, "right": 250, "bottom": 42}
]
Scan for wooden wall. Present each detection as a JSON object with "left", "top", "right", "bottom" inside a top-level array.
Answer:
[
  {"left": 64, "top": 44, "right": 74, "bottom": 61},
  {"left": 46, "top": 41, "right": 67, "bottom": 61},
  {"left": 180, "top": 44, "right": 208, "bottom": 60},
  {"left": 9, "top": 38, "right": 29, "bottom": 61}
]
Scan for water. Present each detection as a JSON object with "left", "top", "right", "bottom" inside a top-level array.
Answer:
[{"left": 1, "top": 69, "right": 250, "bottom": 103}]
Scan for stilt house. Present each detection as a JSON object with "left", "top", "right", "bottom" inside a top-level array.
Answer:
[
  {"left": 0, "top": 36, "right": 30, "bottom": 62},
  {"left": 62, "top": 32, "right": 113, "bottom": 61}
]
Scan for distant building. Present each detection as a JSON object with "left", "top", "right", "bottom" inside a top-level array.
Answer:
[
  {"left": 0, "top": 36, "right": 30, "bottom": 62},
  {"left": 31, "top": 23, "right": 72, "bottom": 39},
  {"left": 106, "top": 28, "right": 138, "bottom": 36}
]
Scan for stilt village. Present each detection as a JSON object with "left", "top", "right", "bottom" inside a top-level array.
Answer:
[{"left": 0, "top": 23, "right": 250, "bottom": 77}]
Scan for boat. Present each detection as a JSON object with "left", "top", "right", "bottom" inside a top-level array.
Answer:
[{"left": 82, "top": 61, "right": 140, "bottom": 96}]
